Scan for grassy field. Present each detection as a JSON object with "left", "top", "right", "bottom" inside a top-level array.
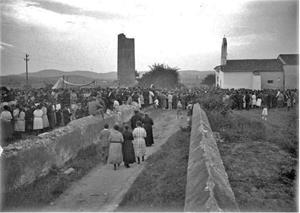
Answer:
[
  {"left": 117, "top": 129, "right": 190, "bottom": 212},
  {"left": 207, "top": 107, "right": 298, "bottom": 212}
]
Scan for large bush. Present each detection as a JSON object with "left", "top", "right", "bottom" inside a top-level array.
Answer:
[
  {"left": 138, "top": 64, "right": 180, "bottom": 89},
  {"left": 196, "top": 91, "right": 231, "bottom": 116}
]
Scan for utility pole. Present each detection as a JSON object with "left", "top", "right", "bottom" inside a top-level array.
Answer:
[
  {"left": 24, "top": 54, "right": 29, "bottom": 88},
  {"left": 24, "top": 54, "right": 29, "bottom": 102}
]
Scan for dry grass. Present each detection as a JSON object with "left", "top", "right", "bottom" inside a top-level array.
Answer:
[
  {"left": 207, "top": 107, "right": 298, "bottom": 212},
  {"left": 117, "top": 130, "right": 190, "bottom": 212}
]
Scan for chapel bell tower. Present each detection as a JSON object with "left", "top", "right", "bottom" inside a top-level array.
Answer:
[{"left": 221, "top": 36, "right": 227, "bottom": 66}]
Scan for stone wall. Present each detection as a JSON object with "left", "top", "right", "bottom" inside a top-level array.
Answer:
[
  {"left": 184, "top": 103, "right": 239, "bottom": 211},
  {"left": 1, "top": 105, "right": 137, "bottom": 193}
]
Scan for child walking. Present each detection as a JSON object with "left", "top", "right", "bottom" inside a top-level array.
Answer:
[{"left": 261, "top": 105, "right": 268, "bottom": 121}]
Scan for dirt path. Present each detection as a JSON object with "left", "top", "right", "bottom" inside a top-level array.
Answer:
[{"left": 42, "top": 109, "right": 186, "bottom": 212}]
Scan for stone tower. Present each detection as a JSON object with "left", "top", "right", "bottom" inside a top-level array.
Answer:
[
  {"left": 117, "top": 33, "right": 136, "bottom": 87},
  {"left": 221, "top": 36, "right": 227, "bottom": 66}
]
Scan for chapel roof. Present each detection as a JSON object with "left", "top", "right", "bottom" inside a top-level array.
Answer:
[
  {"left": 278, "top": 54, "right": 299, "bottom": 65},
  {"left": 216, "top": 59, "right": 283, "bottom": 72}
]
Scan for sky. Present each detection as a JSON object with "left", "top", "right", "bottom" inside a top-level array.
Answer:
[{"left": 0, "top": 0, "right": 298, "bottom": 75}]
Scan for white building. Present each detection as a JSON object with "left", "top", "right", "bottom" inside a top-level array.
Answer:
[
  {"left": 278, "top": 54, "right": 299, "bottom": 89},
  {"left": 214, "top": 37, "right": 298, "bottom": 90}
]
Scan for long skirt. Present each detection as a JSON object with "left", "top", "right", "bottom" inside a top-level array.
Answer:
[
  {"left": 144, "top": 126, "right": 154, "bottom": 147},
  {"left": 256, "top": 98, "right": 262, "bottom": 107},
  {"left": 133, "top": 138, "right": 146, "bottom": 158},
  {"left": 14, "top": 120, "right": 25, "bottom": 132},
  {"left": 48, "top": 112, "right": 56, "bottom": 129},
  {"left": 108, "top": 143, "right": 123, "bottom": 164},
  {"left": 1, "top": 120, "right": 13, "bottom": 144},
  {"left": 33, "top": 117, "right": 43, "bottom": 130},
  {"left": 122, "top": 140, "right": 136, "bottom": 164},
  {"left": 42, "top": 115, "right": 49, "bottom": 128}
]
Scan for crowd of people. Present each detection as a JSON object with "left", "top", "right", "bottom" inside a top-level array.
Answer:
[{"left": 0, "top": 85, "right": 297, "bottom": 146}]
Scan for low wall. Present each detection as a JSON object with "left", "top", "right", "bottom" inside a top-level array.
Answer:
[
  {"left": 1, "top": 105, "right": 137, "bottom": 193},
  {"left": 184, "top": 104, "right": 239, "bottom": 212}
]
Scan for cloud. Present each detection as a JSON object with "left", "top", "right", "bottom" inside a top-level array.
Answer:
[
  {"left": 32, "top": 0, "right": 124, "bottom": 19},
  {"left": 0, "top": 41, "right": 14, "bottom": 50}
]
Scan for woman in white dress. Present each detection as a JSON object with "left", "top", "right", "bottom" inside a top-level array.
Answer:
[
  {"left": 132, "top": 121, "right": 147, "bottom": 164},
  {"left": 256, "top": 93, "right": 262, "bottom": 108},
  {"left": 1, "top": 105, "right": 13, "bottom": 143},
  {"left": 33, "top": 104, "right": 43, "bottom": 135},
  {"left": 41, "top": 104, "right": 49, "bottom": 130},
  {"left": 13, "top": 105, "right": 25, "bottom": 138},
  {"left": 251, "top": 93, "right": 257, "bottom": 108}
]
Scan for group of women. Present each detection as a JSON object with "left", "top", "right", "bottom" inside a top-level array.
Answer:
[
  {"left": 105, "top": 112, "right": 154, "bottom": 170},
  {"left": 0, "top": 103, "right": 52, "bottom": 144}
]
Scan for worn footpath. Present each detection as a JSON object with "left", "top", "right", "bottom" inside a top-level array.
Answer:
[{"left": 42, "top": 109, "right": 186, "bottom": 212}]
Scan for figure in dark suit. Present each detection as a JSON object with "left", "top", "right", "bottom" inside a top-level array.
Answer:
[
  {"left": 122, "top": 125, "right": 136, "bottom": 168},
  {"left": 142, "top": 114, "right": 154, "bottom": 147},
  {"left": 130, "top": 110, "right": 142, "bottom": 130}
]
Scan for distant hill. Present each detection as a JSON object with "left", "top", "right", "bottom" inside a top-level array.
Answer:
[
  {"left": 19, "top": 69, "right": 117, "bottom": 80},
  {"left": 0, "top": 69, "right": 214, "bottom": 88},
  {"left": 0, "top": 74, "right": 115, "bottom": 89},
  {"left": 179, "top": 70, "right": 214, "bottom": 87}
]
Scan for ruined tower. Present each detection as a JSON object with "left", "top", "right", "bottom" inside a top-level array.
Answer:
[
  {"left": 221, "top": 36, "right": 227, "bottom": 66},
  {"left": 117, "top": 33, "right": 136, "bottom": 87}
]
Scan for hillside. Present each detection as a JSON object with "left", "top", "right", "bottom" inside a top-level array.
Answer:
[
  {"left": 179, "top": 70, "right": 214, "bottom": 87},
  {"left": 0, "top": 75, "right": 114, "bottom": 89},
  {"left": 0, "top": 69, "right": 214, "bottom": 88},
  {"left": 19, "top": 69, "right": 117, "bottom": 80}
]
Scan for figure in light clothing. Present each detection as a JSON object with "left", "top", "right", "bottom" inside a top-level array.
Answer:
[
  {"left": 13, "top": 107, "right": 25, "bottom": 139},
  {"left": 98, "top": 123, "right": 111, "bottom": 161},
  {"left": 107, "top": 124, "right": 124, "bottom": 170},
  {"left": 42, "top": 105, "right": 50, "bottom": 129},
  {"left": 113, "top": 100, "right": 120, "bottom": 111},
  {"left": 1, "top": 105, "right": 13, "bottom": 143},
  {"left": 13, "top": 107, "right": 25, "bottom": 132},
  {"left": 132, "top": 121, "right": 147, "bottom": 164},
  {"left": 33, "top": 105, "right": 43, "bottom": 134},
  {"left": 168, "top": 93, "right": 173, "bottom": 110},
  {"left": 261, "top": 106, "right": 268, "bottom": 121},
  {"left": 149, "top": 91, "right": 154, "bottom": 105},
  {"left": 251, "top": 93, "right": 256, "bottom": 108},
  {"left": 177, "top": 100, "right": 183, "bottom": 119},
  {"left": 256, "top": 98, "right": 262, "bottom": 108},
  {"left": 154, "top": 99, "right": 159, "bottom": 109}
]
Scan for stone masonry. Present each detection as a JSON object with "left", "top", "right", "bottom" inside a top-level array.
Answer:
[{"left": 117, "top": 33, "right": 136, "bottom": 87}]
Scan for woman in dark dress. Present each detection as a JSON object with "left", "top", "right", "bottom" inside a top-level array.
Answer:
[
  {"left": 142, "top": 114, "right": 154, "bottom": 147},
  {"left": 25, "top": 104, "right": 34, "bottom": 133},
  {"left": 122, "top": 125, "right": 136, "bottom": 168},
  {"left": 62, "top": 106, "right": 71, "bottom": 125},
  {"left": 47, "top": 103, "right": 56, "bottom": 129}
]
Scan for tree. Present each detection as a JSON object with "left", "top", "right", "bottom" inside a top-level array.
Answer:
[
  {"left": 138, "top": 63, "right": 180, "bottom": 89},
  {"left": 201, "top": 73, "right": 215, "bottom": 86}
]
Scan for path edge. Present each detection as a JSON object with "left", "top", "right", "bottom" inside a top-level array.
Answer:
[{"left": 184, "top": 103, "right": 239, "bottom": 212}]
